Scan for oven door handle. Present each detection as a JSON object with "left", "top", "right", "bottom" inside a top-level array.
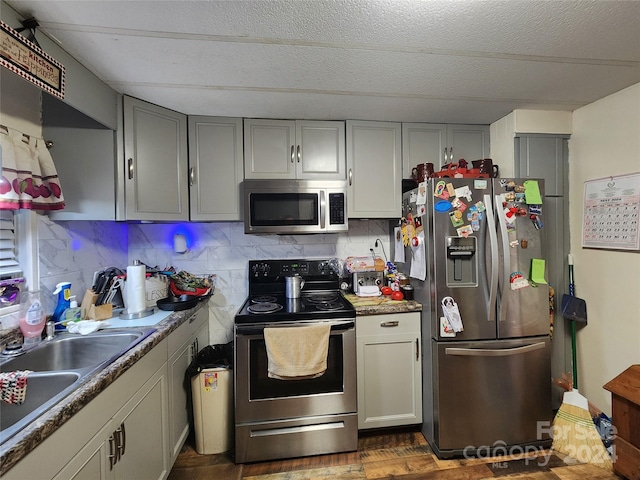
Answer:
[{"left": 236, "top": 321, "right": 354, "bottom": 336}]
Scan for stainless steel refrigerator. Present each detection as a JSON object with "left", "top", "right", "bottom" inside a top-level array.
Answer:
[{"left": 399, "top": 177, "right": 552, "bottom": 458}]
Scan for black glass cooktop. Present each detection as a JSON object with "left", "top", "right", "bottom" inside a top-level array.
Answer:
[{"left": 235, "top": 291, "right": 355, "bottom": 323}]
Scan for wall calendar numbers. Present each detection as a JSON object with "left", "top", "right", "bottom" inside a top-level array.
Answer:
[{"left": 582, "top": 173, "right": 640, "bottom": 251}]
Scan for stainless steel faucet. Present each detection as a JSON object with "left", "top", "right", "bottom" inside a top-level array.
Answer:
[{"left": 45, "top": 321, "right": 56, "bottom": 340}]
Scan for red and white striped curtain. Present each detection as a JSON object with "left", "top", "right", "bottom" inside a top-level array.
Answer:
[{"left": 0, "top": 124, "right": 65, "bottom": 210}]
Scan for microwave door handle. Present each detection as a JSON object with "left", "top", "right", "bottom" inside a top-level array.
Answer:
[{"left": 320, "top": 190, "right": 326, "bottom": 229}]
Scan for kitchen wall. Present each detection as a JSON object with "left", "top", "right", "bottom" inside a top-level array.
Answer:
[
  {"left": 129, "top": 220, "right": 391, "bottom": 343},
  {"left": 37, "top": 218, "right": 128, "bottom": 313},
  {"left": 36, "top": 217, "right": 391, "bottom": 344},
  {"left": 568, "top": 82, "right": 640, "bottom": 414}
]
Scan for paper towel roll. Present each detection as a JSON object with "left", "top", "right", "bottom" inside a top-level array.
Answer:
[{"left": 126, "top": 264, "right": 146, "bottom": 314}]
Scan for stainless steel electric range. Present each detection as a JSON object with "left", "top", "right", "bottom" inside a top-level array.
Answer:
[{"left": 234, "top": 259, "right": 357, "bottom": 463}]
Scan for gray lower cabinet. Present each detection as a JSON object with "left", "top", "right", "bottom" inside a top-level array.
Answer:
[
  {"left": 356, "top": 312, "right": 422, "bottom": 429},
  {"left": 4, "top": 310, "right": 209, "bottom": 480},
  {"left": 123, "top": 96, "right": 189, "bottom": 221},
  {"left": 53, "top": 365, "right": 169, "bottom": 480},
  {"left": 188, "top": 116, "right": 244, "bottom": 221},
  {"left": 168, "top": 309, "right": 210, "bottom": 464}
]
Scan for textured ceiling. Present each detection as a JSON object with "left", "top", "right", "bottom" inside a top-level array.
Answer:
[{"left": 5, "top": 0, "right": 640, "bottom": 124}]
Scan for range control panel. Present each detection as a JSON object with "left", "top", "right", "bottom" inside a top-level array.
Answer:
[{"left": 249, "top": 259, "right": 333, "bottom": 279}]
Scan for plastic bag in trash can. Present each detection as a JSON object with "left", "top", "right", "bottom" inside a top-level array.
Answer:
[{"left": 186, "top": 342, "right": 233, "bottom": 378}]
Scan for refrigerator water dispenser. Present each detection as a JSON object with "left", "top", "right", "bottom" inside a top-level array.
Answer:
[{"left": 445, "top": 237, "right": 477, "bottom": 286}]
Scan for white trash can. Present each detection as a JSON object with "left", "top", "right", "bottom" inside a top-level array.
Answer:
[{"left": 191, "top": 367, "right": 233, "bottom": 454}]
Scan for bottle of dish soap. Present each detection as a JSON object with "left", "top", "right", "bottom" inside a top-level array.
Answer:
[
  {"left": 52, "top": 282, "right": 72, "bottom": 330},
  {"left": 19, "top": 291, "right": 45, "bottom": 347},
  {"left": 62, "top": 295, "right": 82, "bottom": 326}
]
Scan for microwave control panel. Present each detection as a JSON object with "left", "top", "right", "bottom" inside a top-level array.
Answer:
[{"left": 329, "top": 193, "right": 346, "bottom": 225}]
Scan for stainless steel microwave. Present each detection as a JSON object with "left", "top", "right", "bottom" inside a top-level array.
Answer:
[{"left": 242, "top": 179, "right": 348, "bottom": 234}]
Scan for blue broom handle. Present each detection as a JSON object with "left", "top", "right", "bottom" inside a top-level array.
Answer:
[{"left": 568, "top": 254, "right": 577, "bottom": 389}]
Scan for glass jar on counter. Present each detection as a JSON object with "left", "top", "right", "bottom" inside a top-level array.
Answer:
[{"left": 401, "top": 285, "right": 414, "bottom": 300}]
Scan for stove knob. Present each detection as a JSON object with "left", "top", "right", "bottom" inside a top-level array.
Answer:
[
  {"left": 375, "top": 278, "right": 382, "bottom": 286},
  {"left": 357, "top": 278, "right": 364, "bottom": 286}
]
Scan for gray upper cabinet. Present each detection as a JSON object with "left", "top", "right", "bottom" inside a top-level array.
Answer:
[
  {"left": 346, "top": 120, "right": 402, "bottom": 218},
  {"left": 513, "top": 132, "right": 569, "bottom": 408},
  {"left": 123, "top": 96, "right": 189, "bottom": 221},
  {"left": 402, "top": 123, "right": 489, "bottom": 179},
  {"left": 445, "top": 124, "right": 490, "bottom": 165},
  {"left": 515, "top": 135, "right": 568, "bottom": 197},
  {"left": 244, "top": 119, "right": 345, "bottom": 179},
  {"left": 402, "top": 123, "right": 447, "bottom": 178},
  {"left": 44, "top": 95, "right": 118, "bottom": 221},
  {"left": 188, "top": 116, "right": 244, "bottom": 221}
]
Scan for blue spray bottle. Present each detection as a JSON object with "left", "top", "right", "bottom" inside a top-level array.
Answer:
[{"left": 52, "top": 282, "right": 72, "bottom": 330}]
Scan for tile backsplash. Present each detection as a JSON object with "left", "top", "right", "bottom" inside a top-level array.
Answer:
[{"left": 36, "top": 216, "right": 392, "bottom": 344}]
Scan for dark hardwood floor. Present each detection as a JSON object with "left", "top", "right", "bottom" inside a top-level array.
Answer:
[{"left": 168, "top": 429, "right": 621, "bottom": 480}]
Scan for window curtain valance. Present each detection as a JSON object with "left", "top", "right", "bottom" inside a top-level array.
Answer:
[{"left": 0, "top": 124, "right": 65, "bottom": 211}]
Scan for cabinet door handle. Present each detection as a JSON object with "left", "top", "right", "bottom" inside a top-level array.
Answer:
[
  {"left": 189, "top": 167, "right": 195, "bottom": 186},
  {"left": 449, "top": 147, "right": 453, "bottom": 162},
  {"left": 297, "top": 145, "right": 301, "bottom": 163},
  {"left": 119, "top": 422, "right": 126, "bottom": 457},
  {"left": 290, "top": 145, "right": 295, "bottom": 163},
  {"left": 416, "top": 338, "right": 420, "bottom": 361},
  {"left": 188, "top": 341, "right": 196, "bottom": 363},
  {"left": 443, "top": 148, "right": 447, "bottom": 163},
  {"left": 380, "top": 321, "right": 399, "bottom": 327},
  {"left": 115, "top": 422, "right": 126, "bottom": 461},
  {"left": 108, "top": 434, "right": 116, "bottom": 470},
  {"left": 114, "top": 428, "right": 121, "bottom": 464},
  {"left": 348, "top": 168, "right": 353, "bottom": 186},
  {"left": 127, "top": 158, "right": 134, "bottom": 180}
]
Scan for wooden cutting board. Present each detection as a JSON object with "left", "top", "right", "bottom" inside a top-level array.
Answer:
[{"left": 343, "top": 293, "right": 405, "bottom": 307}]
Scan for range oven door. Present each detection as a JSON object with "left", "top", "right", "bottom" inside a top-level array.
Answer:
[{"left": 234, "top": 319, "right": 357, "bottom": 423}]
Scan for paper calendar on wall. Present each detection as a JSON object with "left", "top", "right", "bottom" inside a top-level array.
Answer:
[{"left": 582, "top": 172, "right": 640, "bottom": 251}]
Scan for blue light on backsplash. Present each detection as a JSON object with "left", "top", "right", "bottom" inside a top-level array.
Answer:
[{"left": 170, "top": 225, "right": 194, "bottom": 250}]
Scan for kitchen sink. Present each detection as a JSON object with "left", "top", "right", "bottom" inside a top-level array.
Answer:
[
  {"left": 0, "top": 372, "right": 81, "bottom": 443},
  {"left": 0, "top": 331, "right": 151, "bottom": 372},
  {"left": 0, "top": 328, "right": 156, "bottom": 445}
]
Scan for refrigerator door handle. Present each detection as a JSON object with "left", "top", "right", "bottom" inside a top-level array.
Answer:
[
  {"left": 484, "top": 193, "right": 498, "bottom": 322},
  {"left": 445, "top": 341, "right": 546, "bottom": 357},
  {"left": 494, "top": 194, "right": 511, "bottom": 310}
]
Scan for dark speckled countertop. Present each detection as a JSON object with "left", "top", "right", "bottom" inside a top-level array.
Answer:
[
  {"left": 344, "top": 293, "right": 422, "bottom": 315},
  {"left": 0, "top": 304, "right": 206, "bottom": 475}
]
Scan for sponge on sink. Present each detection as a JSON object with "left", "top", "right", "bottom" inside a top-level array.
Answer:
[{"left": 0, "top": 370, "right": 32, "bottom": 405}]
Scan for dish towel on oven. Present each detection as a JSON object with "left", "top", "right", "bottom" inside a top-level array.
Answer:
[{"left": 264, "top": 324, "right": 331, "bottom": 380}]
